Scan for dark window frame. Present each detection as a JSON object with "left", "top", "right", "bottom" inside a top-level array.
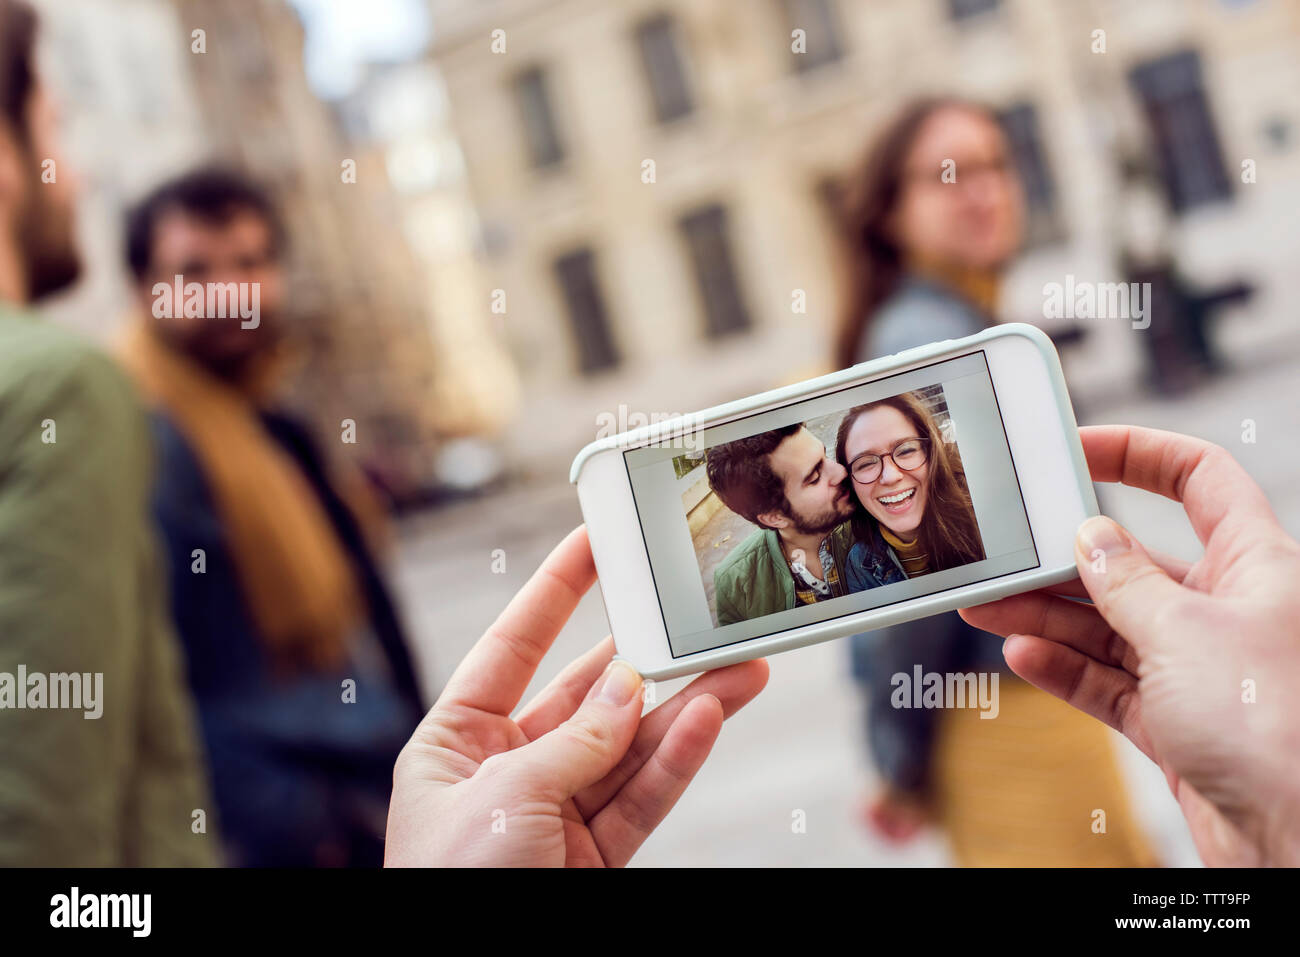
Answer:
[
  {"left": 678, "top": 203, "right": 753, "bottom": 339},
  {"left": 997, "top": 101, "right": 1064, "bottom": 247},
  {"left": 780, "top": 0, "right": 845, "bottom": 74},
  {"left": 634, "top": 13, "right": 695, "bottom": 124},
  {"left": 513, "top": 65, "right": 566, "bottom": 169},
  {"left": 1128, "top": 49, "right": 1232, "bottom": 213},
  {"left": 553, "top": 247, "right": 620, "bottom": 374},
  {"left": 947, "top": 0, "right": 1000, "bottom": 22}
]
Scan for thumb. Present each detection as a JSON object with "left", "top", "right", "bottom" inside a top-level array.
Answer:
[
  {"left": 506, "top": 660, "right": 644, "bottom": 800},
  {"left": 1075, "top": 515, "right": 1185, "bottom": 652}
]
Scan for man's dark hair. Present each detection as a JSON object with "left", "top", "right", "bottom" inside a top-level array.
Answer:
[
  {"left": 0, "top": 0, "right": 38, "bottom": 142},
  {"left": 705, "top": 424, "right": 802, "bottom": 529},
  {"left": 125, "top": 166, "right": 286, "bottom": 281}
]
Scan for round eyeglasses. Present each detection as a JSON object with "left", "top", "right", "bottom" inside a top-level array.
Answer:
[{"left": 849, "top": 437, "right": 930, "bottom": 485}]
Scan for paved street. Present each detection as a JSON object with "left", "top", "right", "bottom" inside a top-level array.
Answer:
[{"left": 389, "top": 317, "right": 1300, "bottom": 867}]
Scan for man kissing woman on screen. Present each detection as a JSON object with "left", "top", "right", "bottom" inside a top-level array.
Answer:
[{"left": 706, "top": 389, "right": 984, "bottom": 626}]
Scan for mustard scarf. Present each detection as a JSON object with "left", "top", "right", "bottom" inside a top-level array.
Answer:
[
  {"left": 117, "top": 322, "right": 363, "bottom": 672},
  {"left": 879, "top": 524, "right": 931, "bottom": 578},
  {"left": 906, "top": 252, "right": 1000, "bottom": 320}
]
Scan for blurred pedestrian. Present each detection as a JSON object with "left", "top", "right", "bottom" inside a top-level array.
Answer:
[
  {"left": 832, "top": 97, "right": 1155, "bottom": 865},
  {"left": 119, "top": 168, "right": 425, "bottom": 867},
  {"left": 0, "top": 0, "right": 214, "bottom": 866}
]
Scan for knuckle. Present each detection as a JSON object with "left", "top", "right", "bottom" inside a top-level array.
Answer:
[
  {"left": 563, "top": 713, "right": 616, "bottom": 760},
  {"left": 649, "top": 743, "right": 693, "bottom": 789},
  {"left": 1111, "top": 684, "right": 1143, "bottom": 735},
  {"left": 1103, "top": 628, "right": 1130, "bottom": 669},
  {"left": 614, "top": 782, "right": 661, "bottom": 834},
  {"left": 1097, "top": 558, "right": 1165, "bottom": 609}
]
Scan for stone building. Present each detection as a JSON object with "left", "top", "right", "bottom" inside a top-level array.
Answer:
[
  {"left": 427, "top": 0, "right": 1300, "bottom": 469},
  {"left": 339, "top": 59, "right": 521, "bottom": 446}
]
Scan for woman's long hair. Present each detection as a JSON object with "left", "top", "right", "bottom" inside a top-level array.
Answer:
[
  {"left": 834, "top": 391, "right": 984, "bottom": 573},
  {"left": 831, "top": 97, "right": 991, "bottom": 370}
]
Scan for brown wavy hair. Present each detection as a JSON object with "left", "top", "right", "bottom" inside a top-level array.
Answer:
[
  {"left": 831, "top": 97, "right": 993, "bottom": 370},
  {"left": 834, "top": 391, "right": 984, "bottom": 572},
  {"left": 705, "top": 423, "right": 802, "bottom": 529}
]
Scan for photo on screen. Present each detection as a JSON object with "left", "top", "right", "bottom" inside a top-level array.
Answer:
[
  {"left": 624, "top": 350, "right": 1038, "bottom": 658},
  {"left": 675, "top": 385, "right": 986, "bottom": 627}
]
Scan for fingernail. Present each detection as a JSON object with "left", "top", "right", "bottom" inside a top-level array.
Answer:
[
  {"left": 594, "top": 660, "right": 641, "bottom": 706},
  {"left": 1077, "top": 515, "right": 1131, "bottom": 557}
]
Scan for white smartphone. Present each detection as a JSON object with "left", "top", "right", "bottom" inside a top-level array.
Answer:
[{"left": 570, "top": 323, "right": 1097, "bottom": 681}]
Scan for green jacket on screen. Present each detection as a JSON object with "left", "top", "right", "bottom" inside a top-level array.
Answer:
[
  {"left": 0, "top": 305, "right": 216, "bottom": 866},
  {"left": 713, "top": 521, "right": 855, "bottom": 626}
]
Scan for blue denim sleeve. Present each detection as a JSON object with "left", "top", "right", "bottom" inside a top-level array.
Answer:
[{"left": 843, "top": 542, "right": 867, "bottom": 594}]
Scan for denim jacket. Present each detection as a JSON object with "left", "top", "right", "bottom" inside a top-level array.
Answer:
[
  {"left": 149, "top": 410, "right": 425, "bottom": 866},
  {"left": 842, "top": 523, "right": 909, "bottom": 593}
]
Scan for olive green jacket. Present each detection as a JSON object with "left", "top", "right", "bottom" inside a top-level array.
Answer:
[
  {"left": 0, "top": 306, "right": 215, "bottom": 866},
  {"left": 713, "top": 521, "right": 855, "bottom": 626}
]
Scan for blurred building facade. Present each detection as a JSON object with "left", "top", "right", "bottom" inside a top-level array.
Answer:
[
  {"left": 340, "top": 60, "right": 521, "bottom": 444},
  {"left": 171, "top": 0, "right": 448, "bottom": 499},
  {"left": 29, "top": 0, "right": 209, "bottom": 338},
  {"left": 428, "top": 0, "right": 1300, "bottom": 469}
]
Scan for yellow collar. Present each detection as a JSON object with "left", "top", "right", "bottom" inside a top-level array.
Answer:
[
  {"left": 879, "top": 525, "right": 918, "bottom": 552},
  {"left": 906, "top": 254, "right": 1000, "bottom": 317}
]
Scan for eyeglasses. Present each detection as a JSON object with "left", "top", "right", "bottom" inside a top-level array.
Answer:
[
  {"left": 849, "top": 437, "right": 930, "bottom": 485},
  {"left": 901, "top": 156, "right": 1013, "bottom": 189}
]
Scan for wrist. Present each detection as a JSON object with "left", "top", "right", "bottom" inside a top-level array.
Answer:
[
  {"left": 1258, "top": 773, "right": 1300, "bottom": 867},
  {"left": 1239, "top": 740, "right": 1300, "bottom": 866}
]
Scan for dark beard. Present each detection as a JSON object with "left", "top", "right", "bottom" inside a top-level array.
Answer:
[
  {"left": 788, "top": 503, "right": 847, "bottom": 536},
  {"left": 25, "top": 242, "right": 80, "bottom": 300},
  {"left": 18, "top": 167, "right": 81, "bottom": 301}
]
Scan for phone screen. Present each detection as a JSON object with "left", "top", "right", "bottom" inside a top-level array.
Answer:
[{"left": 622, "top": 350, "right": 1039, "bottom": 658}]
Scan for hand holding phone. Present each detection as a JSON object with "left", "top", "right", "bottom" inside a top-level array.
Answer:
[
  {"left": 572, "top": 323, "right": 1095, "bottom": 679},
  {"left": 961, "top": 424, "right": 1300, "bottom": 867},
  {"left": 384, "top": 527, "right": 768, "bottom": 867}
]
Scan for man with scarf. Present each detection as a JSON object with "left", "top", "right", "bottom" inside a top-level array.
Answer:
[{"left": 120, "top": 168, "right": 425, "bottom": 867}]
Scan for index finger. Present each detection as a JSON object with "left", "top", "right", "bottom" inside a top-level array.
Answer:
[
  {"left": 1079, "top": 425, "right": 1278, "bottom": 548},
  {"left": 440, "top": 525, "right": 597, "bottom": 715}
]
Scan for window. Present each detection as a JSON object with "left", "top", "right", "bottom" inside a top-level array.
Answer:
[
  {"left": 781, "top": 0, "right": 844, "bottom": 73},
  {"left": 513, "top": 67, "right": 565, "bottom": 168},
  {"left": 635, "top": 14, "right": 693, "bottom": 123},
  {"left": 948, "top": 0, "right": 999, "bottom": 21},
  {"left": 678, "top": 204, "right": 752, "bottom": 338},
  {"left": 1129, "top": 50, "right": 1231, "bottom": 212},
  {"left": 554, "top": 248, "right": 620, "bottom": 373},
  {"left": 997, "top": 102, "right": 1062, "bottom": 245}
]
